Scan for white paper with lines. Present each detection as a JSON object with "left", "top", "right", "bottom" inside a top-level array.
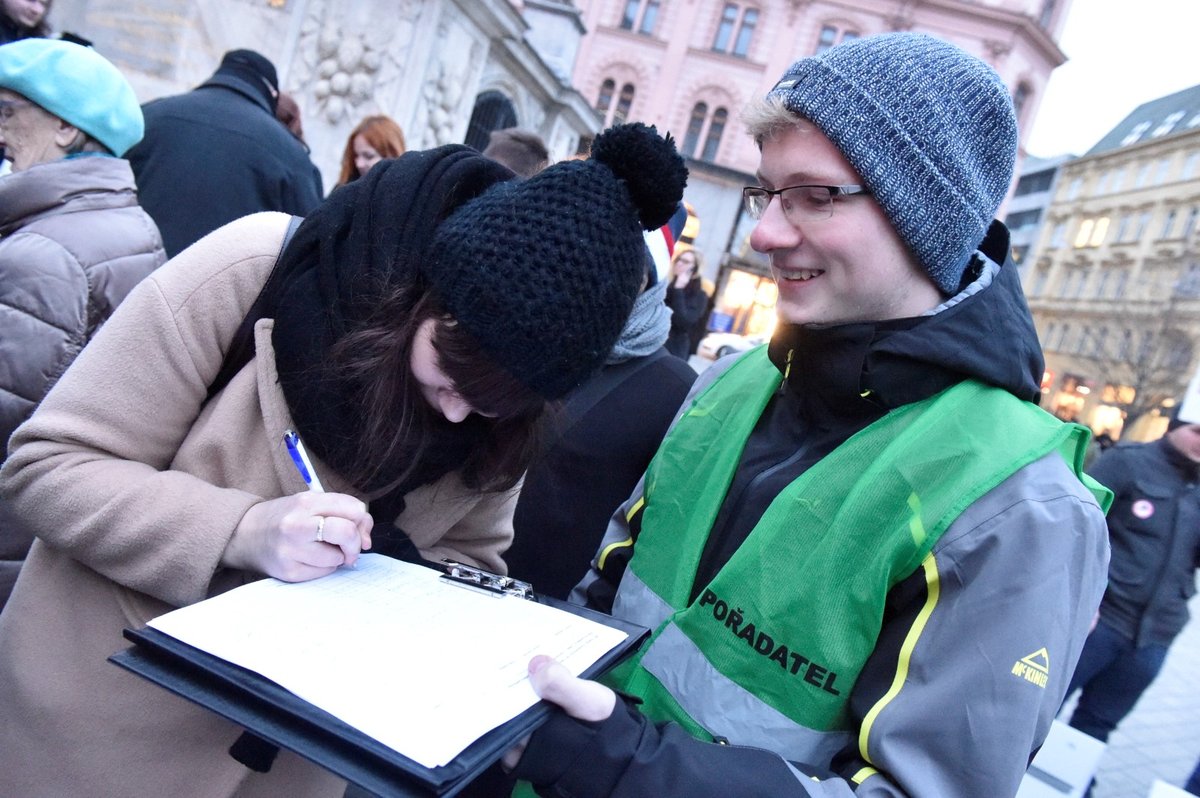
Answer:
[{"left": 148, "top": 554, "right": 628, "bottom": 768}]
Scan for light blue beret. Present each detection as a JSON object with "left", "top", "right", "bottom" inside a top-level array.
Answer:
[{"left": 0, "top": 39, "right": 144, "bottom": 156}]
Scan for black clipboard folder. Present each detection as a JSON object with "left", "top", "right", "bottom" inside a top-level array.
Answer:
[{"left": 109, "top": 565, "right": 648, "bottom": 798}]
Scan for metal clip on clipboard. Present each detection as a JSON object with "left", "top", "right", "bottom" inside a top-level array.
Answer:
[{"left": 439, "top": 560, "right": 536, "bottom": 600}]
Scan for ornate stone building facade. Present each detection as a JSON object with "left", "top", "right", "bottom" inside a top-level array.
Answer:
[
  {"left": 568, "top": 0, "right": 1073, "bottom": 337},
  {"left": 1023, "top": 85, "right": 1200, "bottom": 439},
  {"left": 47, "top": 0, "right": 598, "bottom": 188}
]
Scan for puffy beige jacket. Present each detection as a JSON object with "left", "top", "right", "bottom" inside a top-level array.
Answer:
[{"left": 0, "top": 212, "right": 515, "bottom": 797}]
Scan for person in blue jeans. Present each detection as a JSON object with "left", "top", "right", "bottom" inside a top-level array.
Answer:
[{"left": 1064, "top": 414, "right": 1200, "bottom": 795}]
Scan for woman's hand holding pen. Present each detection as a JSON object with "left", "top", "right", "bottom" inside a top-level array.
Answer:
[{"left": 222, "top": 492, "right": 374, "bottom": 582}]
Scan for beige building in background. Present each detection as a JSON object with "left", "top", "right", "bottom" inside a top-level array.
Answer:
[{"left": 1023, "top": 84, "right": 1200, "bottom": 440}]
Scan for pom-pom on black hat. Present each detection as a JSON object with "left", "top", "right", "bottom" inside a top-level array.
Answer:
[{"left": 425, "top": 122, "right": 688, "bottom": 400}]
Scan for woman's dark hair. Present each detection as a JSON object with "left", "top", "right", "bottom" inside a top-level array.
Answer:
[
  {"left": 332, "top": 284, "right": 547, "bottom": 493},
  {"left": 1, "top": 0, "right": 52, "bottom": 39}
]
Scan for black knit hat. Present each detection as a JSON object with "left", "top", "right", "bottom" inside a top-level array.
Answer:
[{"left": 426, "top": 123, "right": 688, "bottom": 399}]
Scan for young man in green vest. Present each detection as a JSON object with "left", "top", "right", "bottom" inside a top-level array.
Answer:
[{"left": 503, "top": 32, "right": 1111, "bottom": 797}]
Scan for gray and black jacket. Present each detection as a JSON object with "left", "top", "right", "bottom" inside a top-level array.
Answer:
[
  {"left": 511, "top": 223, "right": 1111, "bottom": 798},
  {"left": 1088, "top": 437, "right": 1200, "bottom": 647}
]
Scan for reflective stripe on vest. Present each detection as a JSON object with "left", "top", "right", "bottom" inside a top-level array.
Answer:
[{"left": 607, "top": 347, "right": 1110, "bottom": 765}]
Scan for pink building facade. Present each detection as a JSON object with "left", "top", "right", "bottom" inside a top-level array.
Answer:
[{"left": 569, "top": 0, "right": 1074, "bottom": 336}]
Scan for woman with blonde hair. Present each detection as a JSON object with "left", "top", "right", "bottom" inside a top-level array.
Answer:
[{"left": 337, "top": 114, "right": 406, "bottom": 186}]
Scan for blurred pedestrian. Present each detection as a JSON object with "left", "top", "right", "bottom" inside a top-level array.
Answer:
[
  {"left": 126, "top": 49, "right": 323, "bottom": 257},
  {"left": 336, "top": 114, "right": 405, "bottom": 186},
  {"left": 504, "top": 32, "right": 1110, "bottom": 798},
  {"left": 274, "top": 89, "right": 306, "bottom": 145},
  {"left": 1063, "top": 411, "right": 1200, "bottom": 796},
  {"left": 0, "top": 38, "right": 164, "bottom": 609},
  {"left": 508, "top": 211, "right": 697, "bottom": 601},
  {"left": 664, "top": 246, "right": 710, "bottom": 359},
  {"left": 0, "top": 0, "right": 50, "bottom": 46},
  {"left": 0, "top": 122, "right": 685, "bottom": 797},
  {"left": 482, "top": 127, "right": 549, "bottom": 178}
]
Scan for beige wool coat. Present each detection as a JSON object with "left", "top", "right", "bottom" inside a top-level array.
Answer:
[{"left": 0, "top": 212, "right": 516, "bottom": 798}]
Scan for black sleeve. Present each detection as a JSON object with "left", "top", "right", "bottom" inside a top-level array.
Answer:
[{"left": 513, "top": 699, "right": 823, "bottom": 798}]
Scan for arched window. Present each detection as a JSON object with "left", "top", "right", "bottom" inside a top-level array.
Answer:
[
  {"left": 614, "top": 84, "right": 636, "bottom": 125},
  {"left": 701, "top": 108, "right": 728, "bottom": 161},
  {"left": 464, "top": 90, "right": 517, "bottom": 152},
  {"left": 596, "top": 79, "right": 615, "bottom": 114},
  {"left": 682, "top": 103, "right": 730, "bottom": 162},
  {"left": 682, "top": 102, "right": 708, "bottom": 156},
  {"left": 595, "top": 79, "right": 637, "bottom": 127}
]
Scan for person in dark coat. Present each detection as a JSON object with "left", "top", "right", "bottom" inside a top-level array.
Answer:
[
  {"left": 664, "top": 247, "right": 710, "bottom": 359},
  {"left": 1063, "top": 412, "right": 1200, "bottom": 796},
  {"left": 507, "top": 232, "right": 697, "bottom": 600},
  {"left": 126, "top": 49, "right": 323, "bottom": 257}
]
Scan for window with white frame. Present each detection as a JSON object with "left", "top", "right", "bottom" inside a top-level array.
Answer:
[
  {"left": 1111, "top": 167, "right": 1126, "bottom": 193},
  {"left": 1134, "top": 162, "right": 1151, "bottom": 188},
  {"left": 1184, "top": 151, "right": 1200, "bottom": 179},
  {"left": 620, "top": 0, "right": 661, "bottom": 34},
  {"left": 713, "top": 4, "right": 759, "bottom": 58},
  {"left": 1066, "top": 177, "right": 1083, "bottom": 200},
  {"left": 1161, "top": 209, "right": 1177, "bottom": 239},
  {"left": 1134, "top": 211, "right": 1151, "bottom": 241},
  {"left": 1050, "top": 221, "right": 1068, "bottom": 248},
  {"left": 1115, "top": 213, "right": 1132, "bottom": 242},
  {"left": 1184, "top": 207, "right": 1200, "bottom": 239},
  {"left": 1155, "top": 157, "right": 1172, "bottom": 184}
]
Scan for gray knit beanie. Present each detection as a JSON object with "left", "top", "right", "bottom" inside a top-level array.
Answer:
[{"left": 767, "top": 32, "right": 1018, "bottom": 294}]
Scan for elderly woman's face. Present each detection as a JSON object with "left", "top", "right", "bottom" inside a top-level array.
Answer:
[
  {"left": 2, "top": 0, "right": 48, "bottom": 29},
  {"left": 0, "top": 88, "right": 65, "bottom": 172}
]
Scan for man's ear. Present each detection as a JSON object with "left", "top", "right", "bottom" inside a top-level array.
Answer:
[{"left": 53, "top": 120, "right": 84, "bottom": 150}]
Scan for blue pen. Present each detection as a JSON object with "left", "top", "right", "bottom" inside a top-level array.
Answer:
[{"left": 283, "top": 429, "right": 325, "bottom": 492}]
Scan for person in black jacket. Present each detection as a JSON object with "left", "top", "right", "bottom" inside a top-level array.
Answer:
[
  {"left": 664, "top": 247, "right": 710, "bottom": 359},
  {"left": 1064, "top": 413, "right": 1200, "bottom": 794},
  {"left": 507, "top": 235, "right": 697, "bottom": 600},
  {"left": 126, "top": 49, "right": 323, "bottom": 257}
]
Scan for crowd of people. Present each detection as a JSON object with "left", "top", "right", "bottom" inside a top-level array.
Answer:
[{"left": 0, "top": 19, "right": 1197, "bottom": 798}]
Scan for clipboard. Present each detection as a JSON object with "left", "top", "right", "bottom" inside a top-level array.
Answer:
[{"left": 109, "top": 558, "right": 648, "bottom": 797}]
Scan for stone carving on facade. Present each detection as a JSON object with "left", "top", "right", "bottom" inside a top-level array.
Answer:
[
  {"left": 289, "top": 0, "right": 418, "bottom": 124},
  {"left": 419, "top": 13, "right": 485, "bottom": 147}
]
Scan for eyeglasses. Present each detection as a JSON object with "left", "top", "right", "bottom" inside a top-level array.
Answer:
[
  {"left": 742, "top": 183, "right": 871, "bottom": 222},
  {"left": 0, "top": 99, "right": 32, "bottom": 123}
]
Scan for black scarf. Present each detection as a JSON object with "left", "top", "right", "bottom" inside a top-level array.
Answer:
[{"left": 240, "top": 146, "right": 514, "bottom": 517}]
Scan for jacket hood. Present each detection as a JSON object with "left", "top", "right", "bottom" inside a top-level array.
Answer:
[{"left": 768, "top": 221, "right": 1044, "bottom": 414}]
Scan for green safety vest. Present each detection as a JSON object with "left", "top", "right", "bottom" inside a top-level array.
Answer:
[{"left": 602, "top": 347, "right": 1111, "bottom": 762}]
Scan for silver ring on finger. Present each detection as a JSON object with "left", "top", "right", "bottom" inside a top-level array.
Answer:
[{"left": 315, "top": 515, "right": 326, "bottom": 543}]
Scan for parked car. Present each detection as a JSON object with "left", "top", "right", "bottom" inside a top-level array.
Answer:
[{"left": 696, "top": 331, "right": 768, "bottom": 362}]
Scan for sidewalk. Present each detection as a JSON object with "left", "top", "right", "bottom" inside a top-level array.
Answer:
[{"left": 1061, "top": 592, "right": 1200, "bottom": 796}]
